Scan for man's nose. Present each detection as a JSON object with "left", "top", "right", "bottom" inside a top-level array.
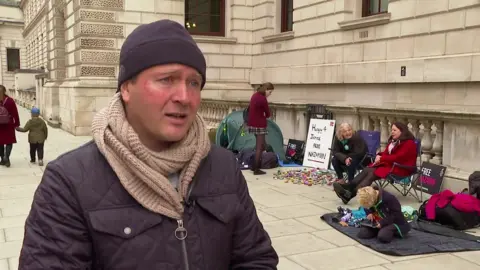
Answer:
[{"left": 172, "top": 82, "right": 189, "bottom": 103}]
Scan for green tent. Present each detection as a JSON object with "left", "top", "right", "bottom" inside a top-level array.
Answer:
[{"left": 215, "top": 110, "right": 286, "bottom": 161}]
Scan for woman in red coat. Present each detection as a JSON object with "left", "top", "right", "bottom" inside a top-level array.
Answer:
[
  {"left": 247, "top": 82, "right": 274, "bottom": 175},
  {"left": 333, "top": 122, "right": 417, "bottom": 204},
  {"left": 0, "top": 85, "right": 20, "bottom": 167}
]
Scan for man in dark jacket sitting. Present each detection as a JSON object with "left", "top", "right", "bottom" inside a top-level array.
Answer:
[
  {"left": 331, "top": 123, "right": 368, "bottom": 183},
  {"left": 19, "top": 20, "right": 278, "bottom": 269}
]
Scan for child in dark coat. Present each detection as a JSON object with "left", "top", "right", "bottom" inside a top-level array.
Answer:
[
  {"left": 16, "top": 107, "right": 48, "bottom": 166},
  {"left": 356, "top": 186, "right": 410, "bottom": 243}
]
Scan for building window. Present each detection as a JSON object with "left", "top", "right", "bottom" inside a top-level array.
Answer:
[
  {"left": 6, "top": 48, "right": 20, "bottom": 72},
  {"left": 281, "top": 0, "right": 293, "bottom": 32},
  {"left": 185, "top": 0, "right": 225, "bottom": 36},
  {"left": 363, "top": 0, "right": 388, "bottom": 17}
]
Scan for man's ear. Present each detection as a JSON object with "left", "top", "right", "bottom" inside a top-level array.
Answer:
[{"left": 120, "top": 82, "right": 131, "bottom": 103}]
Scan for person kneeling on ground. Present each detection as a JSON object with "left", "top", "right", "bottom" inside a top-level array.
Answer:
[
  {"left": 333, "top": 122, "right": 417, "bottom": 204},
  {"left": 330, "top": 123, "right": 367, "bottom": 184},
  {"left": 357, "top": 186, "right": 410, "bottom": 243}
]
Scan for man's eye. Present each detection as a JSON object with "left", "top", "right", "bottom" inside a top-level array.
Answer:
[
  {"left": 158, "top": 77, "right": 173, "bottom": 83},
  {"left": 189, "top": 80, "right": 200, "bottom": 87}
]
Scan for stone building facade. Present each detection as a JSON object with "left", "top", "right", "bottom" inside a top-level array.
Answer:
[
  {"left": 17, "top": 0, "right": 480, "bottom": 189},
  {"left": 0, "top": 0, "right": 25, "bottom": 90}
]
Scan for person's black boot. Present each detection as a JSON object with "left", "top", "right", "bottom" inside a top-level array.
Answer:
[
  {"left": 252, "top": 157, "right": 266, "bottom": 175},
  {"left": 333, "top": 182, "right": 354, "bottom": 204},
  {"left": 254, "top": 169, "right": 266, "bottom": 175},
  {"left": 0, "top": 157, "right": 5, "bottom": 166},
  {"left": 5, "top": 159, "right": 10, "bottom": 168}
]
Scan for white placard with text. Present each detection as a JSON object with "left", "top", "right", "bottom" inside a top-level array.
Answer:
[{"left": 302, "top": 119, "right": 336, "bottom": 169}]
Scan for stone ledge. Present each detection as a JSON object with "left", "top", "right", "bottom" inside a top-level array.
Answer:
[
  {"left": 202, "top": 98, "right": 307, "bottom": 110},
  {"left": 338, "top": 13, "right": 391, "bottom": 31},
  {"left": 192, "top": 36, "right": 237, "bottom": 44},
  {"left": 444, "top": 166, "right": 471, "bottom": 181},
  {"left": 263, "top": 31, "right": 295, "bottom": 43},
  {"left": 326, "top": 105, "right": 480, "bottom": 123}
]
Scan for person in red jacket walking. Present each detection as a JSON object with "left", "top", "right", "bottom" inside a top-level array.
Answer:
[
  {"left": 247, "top": 82, "right": 274, "bottom": 175},
  {"left": 0, "top": 84, "right": 20, "bottom": 167},
  {"left": 333, "top": 122, "right": 417, "bottom": 204}
]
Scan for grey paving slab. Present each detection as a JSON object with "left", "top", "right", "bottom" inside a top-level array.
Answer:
[{"left": 0, "top": 107, "right": 478, "bottom": 269}]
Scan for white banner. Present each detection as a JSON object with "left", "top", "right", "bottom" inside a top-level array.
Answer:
[{"left": 302, "top": 119, "right": 336, "bottom": 169}]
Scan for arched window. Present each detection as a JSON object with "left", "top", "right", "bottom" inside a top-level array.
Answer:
[{"left": 185, "top": 0, "right": 225, "bottom": 36}]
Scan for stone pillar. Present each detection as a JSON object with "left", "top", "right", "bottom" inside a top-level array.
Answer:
[
  {"left": 379, "top": 116, "right": 389, "bottom": 150},
  {"left": 420, "top": 120, "right": 434, "bottom": 163},
  {"left": 372, "top": 116, "right": 380, "bottom": 132},
  {"left": 408, "top": 118, "right": 420, "bottom": 139},
  {"left": 42, "top": 0, "right": 66, "bottom": 126},
  {"left": 431, "top": 121, "right": 444, "bottom": 164},
  {"left": 55, "top": 0, "right": 124, "bottom": 135}
]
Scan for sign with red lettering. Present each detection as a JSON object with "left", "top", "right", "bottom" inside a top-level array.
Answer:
[{"left": 413, "top": 162, "right": 446, "bottom": 195}]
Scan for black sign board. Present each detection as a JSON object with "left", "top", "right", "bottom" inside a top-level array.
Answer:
[
  {"left": 401, "top": 66, "right": 406, "bottom": 76},
  {"left": 285, "top": 139, "right": 305, "bottom": 165},
  {"left": 414, "top": 162, "right": 446, "bottom": 195}
]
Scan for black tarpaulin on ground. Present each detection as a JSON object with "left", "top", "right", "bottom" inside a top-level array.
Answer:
[{"left": 321, "top": 213, "right": 480, "bottom": 256}]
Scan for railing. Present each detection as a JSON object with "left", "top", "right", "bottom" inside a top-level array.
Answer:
[
  {"left": 8, "top": 92, "right": 476, "bottom": 186},
  {"left": 198, "top": 99, "right": 278, "bottom": 129},
  {"left": 200, "top": 99, "right": 480, "bottom": 176},
  {"left": 6, "top": 88, "right": 36, "bottom": 110},
  {"left": 327, "top": 106, "right": 445, "bottom": 165},
  {"left": 199, "top": 99, "right": 310, "bottom": 147}
]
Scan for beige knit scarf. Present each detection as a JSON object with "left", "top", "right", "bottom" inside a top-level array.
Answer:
[{"left": 91, "top": 93, "right": 211, "bottom": 220}]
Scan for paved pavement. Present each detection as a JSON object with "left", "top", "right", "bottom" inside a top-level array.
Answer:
[{"left": 1, "top": 107, "right": 479, "bottom": 270}]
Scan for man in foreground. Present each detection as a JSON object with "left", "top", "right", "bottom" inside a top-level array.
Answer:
[{"left": 19, "top": 20, "right": 278, "bottom": 269}]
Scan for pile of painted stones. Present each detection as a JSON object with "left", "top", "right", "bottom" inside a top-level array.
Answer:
[{"left": 273, "top": 168, "right": 336, "bottom": 186}]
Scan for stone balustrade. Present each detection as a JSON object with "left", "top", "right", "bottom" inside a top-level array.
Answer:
[
  {"left": 328, "top": 106, "right": 444, "bottom": 166},
  {"left": 200, "top": 99, "right": 480, "bottom": 191},
  {"left": 6, "top": 88, "right": 36, "bottom": 110},
  {"left": 8, "top": 93, "right": 475, "bottom": 191}
]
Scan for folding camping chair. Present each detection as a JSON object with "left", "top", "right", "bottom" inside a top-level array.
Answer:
[
  {"left": 377, "top": 139, "right": 424, "bottom": 202},
  {"left": 357, "top": 130, "right": 381, "bottom": 170}
]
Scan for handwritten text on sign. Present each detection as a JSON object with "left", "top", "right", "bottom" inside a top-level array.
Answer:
[{"left": 303, "top": 119, "right": 336, "bottom": 169}]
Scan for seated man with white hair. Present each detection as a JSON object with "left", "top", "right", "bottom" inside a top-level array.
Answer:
[{"left": 330, "top": 123, "right": 368, "bottom": 184}]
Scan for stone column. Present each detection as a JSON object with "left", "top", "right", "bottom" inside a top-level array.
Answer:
[
  {"left": 379, "top": 116, "right": 389, "bottom": 150},
  {"left": 54, "top": 0, "right": 124, "bottom": 135},
  {"left": 372, "top": 116, "right": 380, "bottom": 132},
  {"left": 294, "top": 108, "right": 307, "bottom": 141},
  {"left": 431, "top": 121, "right": 444, "bottom": 164},
  {"left": 420, "top": 120, "right": 434, "bottom": 163},
  {"left": 41, "top": 0, "right": 66, "bottom": 126},
  {"left": 408, "top": 118, "right": 420, "bottom": 138}
]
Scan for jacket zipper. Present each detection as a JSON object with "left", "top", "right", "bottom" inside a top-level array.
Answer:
[{"left": 175, "top": 219, "right": 189, "bottom": 270}]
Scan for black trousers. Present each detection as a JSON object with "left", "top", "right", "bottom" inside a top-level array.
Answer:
[
  {"left": 357, "top": 224, "right": 402, "bottom": 243},
  {"left": 331, "top": 156, "right": 361, "bottom": 181},
  {"left": 30, "top": 143, "right": 44, "bottom": 161},
  {"left": 0, "top": 144, "right": 13, "bottom": 161},
  {"left": 351, "top": 167, "right": 380, "bottom": 190}
]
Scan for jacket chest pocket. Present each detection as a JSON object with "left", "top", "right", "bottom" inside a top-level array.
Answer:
[
  {"left": 88, "top": 206, "right": 179, "bottom": 269},
  {"left": 195, "top": 194, "right": 240, "bottom": 257}
]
